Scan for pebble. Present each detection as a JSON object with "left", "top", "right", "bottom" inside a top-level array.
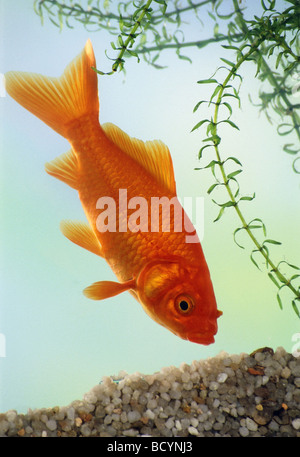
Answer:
[
  {"left": 188, "top": 426, "right": 199, "bottom": 436},
  {"left": 217, "top": 373, "right": 228, "bottom": 383},
  {"left": 0, "top": 347, "right": 299, "bottom": 437},
  {"left": 46, "top": 419, "right": 57, "bottom": 431},
  {"left": 245, "top": 417, "right": 258, "bottom": 432},
  {"left": 292, "top": 418, "right": 300, "bottom": 430},
  {"left": 239, "top": 426, "right": 249, "bottom": 437}
]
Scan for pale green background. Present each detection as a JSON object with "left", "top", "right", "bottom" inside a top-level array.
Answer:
[{"left": 0, "top": 0, "right": 299, "bottom": 413}]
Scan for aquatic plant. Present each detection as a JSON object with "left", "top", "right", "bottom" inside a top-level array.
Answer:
[{"left": 33, "top": 0, "right": 300, "bottom": 317}]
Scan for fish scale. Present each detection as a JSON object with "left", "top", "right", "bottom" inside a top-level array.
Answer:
[{"left": 68, "top": 118, "right": 193, "bottom": 279}]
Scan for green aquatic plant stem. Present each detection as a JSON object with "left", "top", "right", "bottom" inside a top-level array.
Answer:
[
  {"left": 232, "top": 0, "right": 300, "bottom": 143},
  {"left": 210, "top": 38, "right": 300, "bottom": 308},
  {"left": 35, "top": 0, "right": 214, "bottom": 24},
  {"left": 111, "top": 0, "right": 155, "bottom": 73}
]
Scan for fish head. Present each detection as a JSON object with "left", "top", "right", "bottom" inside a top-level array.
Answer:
[{"left": 136, "top": 258, "right": 222, "bottom": 345}]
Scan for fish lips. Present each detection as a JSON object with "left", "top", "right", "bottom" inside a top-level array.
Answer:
[{"left": 187, "top": 333, "right": 215, "bottom": 345}]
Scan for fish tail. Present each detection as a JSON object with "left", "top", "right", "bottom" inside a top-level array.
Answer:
[{"left": 4, "top": 39, "right": 99, "bottom": 138}]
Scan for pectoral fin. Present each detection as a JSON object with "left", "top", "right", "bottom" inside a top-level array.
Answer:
[{"left": 83, "top": 279, "right": 136, "bottom": 300}]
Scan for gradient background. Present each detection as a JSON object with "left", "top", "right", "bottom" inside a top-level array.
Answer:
[{"left": 0, "top": 0, "right": 299, "bottom": 413}]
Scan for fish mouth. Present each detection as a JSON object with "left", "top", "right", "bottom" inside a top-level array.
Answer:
[{"left": 187, "top": 333, "right": 215, "bottom": 345}]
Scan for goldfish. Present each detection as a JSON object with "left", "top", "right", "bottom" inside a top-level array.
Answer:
[{"left": 4, "top": 40, "right": 222, "bottom": 345}]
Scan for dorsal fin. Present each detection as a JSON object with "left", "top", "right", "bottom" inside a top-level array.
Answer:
[{"left": 102, "top": 122, "right": 176, "bottom": 194}]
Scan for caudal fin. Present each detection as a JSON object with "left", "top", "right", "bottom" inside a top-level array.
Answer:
[{"left": 4, "top": 39, "right": 98, "bottom": 138}]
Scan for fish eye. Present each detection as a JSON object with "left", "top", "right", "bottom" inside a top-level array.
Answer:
[{"left": 175, "top": 295, "right": 194, "bottom": 315}]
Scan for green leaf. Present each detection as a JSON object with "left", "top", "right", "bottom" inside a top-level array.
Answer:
[
  {"left": 220, "top": 119, "right": 240, "bottom": 130},
  {"left": 207, "top": 182, "right": 221, "bottom": 195},
  {"left": 239, "top": 193, "right": 255, "bottom": 202},
  {"left": 197, "top": 78, "right": 219, "bottom": 85},
  {"left": 277, "top": 290, "right": 283, "bottom": 310},
  {"left": 191, "top": 119, "right": 210, "bottom": 133},
  {"left": 263, "top": 239, "right": 282, "bottom": 246},
  {"left": 293, "top": 157, "right": 300, "bottom": 174},
  {"left": 225, "top": 156, "right": 243, "bottom": 166},
  {"left": 275, "top": 51, "right": 284, "bottom": 69},
  {"left": 214, "top": 206, "right": 225, "bottom": 223},
  {"left": 227, "top": 169, "right": 242, "bottom": 179},
  {"left": 277, "top": 123, "right": 294, "bottom": 136},
  {"left": 220, "top": 58, "right": 235, "bottom": 68},
  {"left": 193, "top": 100, "right": 206, "bottom": 113},
  {"left": 233, "top": 226, "right": 246, "bottom": 249},
  {"left": 222, "top": 101, "right": 233, "bottom": 117},
  {"left": 292, "top": 299, "right": 300, "bottom": 319},
  {"left": 212, "top": 199, "right": 236, "bottom": 208},
  {"left": 176, "top": 50, "right": 192, "bottom": 64},
  {"left": 250, "top": 250, "right": 261, "bottom": 270},
  {"left": 277, "top": 261, "right": 300, "bottom": 271},
  {"left": 198, "top": 143, "right": 213, "bottom": 159},
  {"left": 268, "top": 272, "right": 280, "bottom": 288},
  {"left": 249, "top": 218, "right": 267, "bottom": 236},
  {"left": 283, "top": 144, "right": 299, "bottom": 155},
  {"left": 221, "top": 45, "right": 241, "bottom": 52},
  {"left": 210, "top": 84, "right": 222, "bottom": 102}
]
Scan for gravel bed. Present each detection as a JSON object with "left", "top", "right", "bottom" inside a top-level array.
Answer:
[{"left": 1, "top": 346, "right": 299, "bottom": 437}]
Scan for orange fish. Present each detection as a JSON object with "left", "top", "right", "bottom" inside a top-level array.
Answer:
[{"left": 5, "top": 40, "right": 222, "bottom": 344}]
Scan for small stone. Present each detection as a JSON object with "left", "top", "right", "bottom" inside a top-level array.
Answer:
[
  {"left": 182, "top": 403, "right": 191, "bottom": 414},
  {"left": 75, "top": 417, "right": 82, "bottom": 427},
  {"left": 81, "top": 423, "right": 91, "bottom": 436},
  {"left": 292, "top": 418, "right": 300, "bottom": 430},
  {"left": 239, "top": 426, "right": 249, "bottom": 437},
  {"left": 294, "top": 377, "right": 300, "bottom": 388},
  {"left": 190, "top": 417, "right": 199, "bottom": 428},
  {"left": 25, "top": 426, "right": 33, "bottom": 435},
  {"left": 123, "top": 428, "right": 139, "bottom": 437},
  {"left": 144, "top": 409, "right": 155, "bottom": 420},
  {"left": 127, "top": 410, "right": 141, "bottom": 423},
  {"left": 213, "top": 399, "right": 220, "bottom": 408},
  {"left": 268, "top": 420, "right": 279, "bottom": 432},
  {"left": 209, "top": 381, "right": 219, "bottom": 391},
  {"left": 188, "top": 426, "right": 199, "bottom": 436},
  {"left": 0, "top": 420, "right": 9, "bottom": 435},
  {"left": 245, "top": 418, "right": 258, "bottom": 432},
  {"left": 253, "top": 408, "right": 273, "bottom": 426},
  {"left": 46, "top": 420, "right": 57, "bottom": 431},
  {"left": 281, "top": 367, "right": 291, "bottom": 379},
  {"left": 290, "top": 361, "right": 300, "bottom": 377},
  {"left": 165, "top": 418, "right": 175, "bottom": 430},
  {"left": 175, "top": 420, "right": 182, "bottom": 431},
  {"left": 217, "top": 372, "right": 228, "bottom": 383},
  {"left": 66, "top": 407, "right": 75, "bottom": 421},
  {"left": 181, "top": 372, "right": 190, "bottom": 383},
  {"left": 17, "top": 428, "right": 25, "bottom": 436}
]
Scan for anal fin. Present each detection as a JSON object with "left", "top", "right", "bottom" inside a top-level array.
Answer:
[{"left": 60, "top": 220, "right": 104, "bottom": 257}]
